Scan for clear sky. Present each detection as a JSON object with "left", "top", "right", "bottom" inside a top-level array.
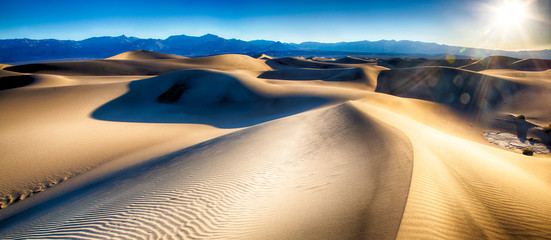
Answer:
[{"left": 1, "top": 0, "right": 550, "bottom": 50}]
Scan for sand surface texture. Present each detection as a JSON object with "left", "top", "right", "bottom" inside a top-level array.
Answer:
[{"left": 0, "top": 52, "right": 550, "bottom": 239}]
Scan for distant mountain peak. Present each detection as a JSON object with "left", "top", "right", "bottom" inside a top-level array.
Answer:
[{"left": 200, "top": 33, "right": 220, "bottom": 39}]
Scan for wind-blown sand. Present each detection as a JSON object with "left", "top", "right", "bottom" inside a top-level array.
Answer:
[{"left": 0, "top": 51, "right": 550, "bottom": 239}]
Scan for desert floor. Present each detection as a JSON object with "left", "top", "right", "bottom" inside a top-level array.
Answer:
[{"left": 0, "top": 51, "right": 550, "bottom": 239}]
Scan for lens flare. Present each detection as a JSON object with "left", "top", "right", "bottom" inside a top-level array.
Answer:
[
  {"left": 446, "top": 53, "right": 456, "bottom": 64},
  {"left": 460, "top": 93, "right": 471, "bottom": 104}
]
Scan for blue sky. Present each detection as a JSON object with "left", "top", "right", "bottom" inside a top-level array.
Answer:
[{"left": 1, "top": 0, "right": 550, "bottom": 50}]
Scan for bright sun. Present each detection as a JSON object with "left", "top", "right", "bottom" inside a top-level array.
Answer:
[{"left": 493, "top": 1, "right": 527, "bottom": 25}]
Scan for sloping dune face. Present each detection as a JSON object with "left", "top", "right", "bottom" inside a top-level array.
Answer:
[
  {"left": 376, "top": 67, "right": 525, "bottom": 114},
  {"left": 177, "top": 54, "right": 272, "bottom": 71},
  {"left": 511, "top": 59, "right": 551, "bottom": 71},
  {"left": 376, "top": 65, "right": 551, "bottom": 142},
  {"left": 460, "top": 56, "right": 551, "bottom": 71},
  {"left": 0, "top": 104, "right": 413, "bottom": 239},
  {"left": 460, "top": 56, "right": 521, "bottom": 71},
  {"left": 259, "top": 57, "right": 385, "bottom": 91},
  {"left": 0, "top": 70, "right": 34, "bottom": 90},
  {"left": 3, "top": 60, "right": 190, "bottom": 76}
]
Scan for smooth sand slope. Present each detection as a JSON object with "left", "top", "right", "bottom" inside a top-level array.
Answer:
[
  {"left": 0, "top": 51, "right": 550, "bottom": 239},
  {"left": 0, "top": 104, "right": 413, "bottom": 239}
]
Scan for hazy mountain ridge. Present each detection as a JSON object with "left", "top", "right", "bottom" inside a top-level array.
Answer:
[{"left": 1, "top": 34, "right": 550, "bottom": 63}]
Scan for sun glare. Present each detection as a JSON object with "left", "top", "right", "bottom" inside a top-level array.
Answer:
[
  {"left": 478, "top": 0, "right": 537, "bottom": 49},
  {"left": 493, "top": 1, "right": 526, "bottom": 25}
]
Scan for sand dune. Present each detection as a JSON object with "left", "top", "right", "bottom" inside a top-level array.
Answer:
[
  {"left": 0, "top": 69, "right": 22, "bottom": 77},
  {"left": 91, "top": 69, "right": 353, "bottom": 127},
  {"left": 352, "top": 98, "right": 551, "bottom": 239},
  {"left": 512, "top": 59, "right": 551, "bottom": 71},
  {"left": 256, "top": 54, "right": 275, "bottom": 60},
  {"left": 0, "top": 70, "right": 34, "bottom": 90},
  {"left": 107, "top": 50, "right": 189, "bottom": 60},
  {"left": 480, "top": 69, "right": 551, "bottom": 82},
  {"left": 177, "top": 54, "right": 272, "bottom": 71},
  {"left": 460, "top": 55, "right": 551, "bottom": 71},
  {"left": 0, "top": 53, "right": 369, "bottom": 209},
  {"left": 378, "top": 57, "right": 477, "bottom": 68},
  {"left": 0, "top": 78, "right": 234, "bottom": 209},
  {"left": 460, "top": 56, "right": 521, "bottom": 70},
  {"left": 4, "top": 53, "right": 271, "bottom": 76},
  {"left": 259, "top": 57, "right": 385, "bottom": 91},
  {"left": 0, "top": 52, "right": 550, "bottom": 239},
  {"left": 308, "top": 56, "right": 337, "bottom": 62},
  {"left": 376, "top": 66, "right": 526, "bottom": 114},
  {"left": 333, "top": 56, "right": 376, "bottom": 64},
  {"left": 258, "top": 67, "right": 381, "bottom": 90},
  {"left": 0, "top": 104, "right": 413, "bottom": 239},
  {"left": 376, "top": 66, "right": 551, "bottom": 145},
  {"left": 266, "top": 57, "right": 351, "bottom": 69},
  {"left": 3, "top": 60, "right": 192, "bottom": 76}
]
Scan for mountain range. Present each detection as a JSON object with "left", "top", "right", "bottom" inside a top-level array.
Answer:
[{"left": 1, "top": 34, "right": 550, "bottom": 63}]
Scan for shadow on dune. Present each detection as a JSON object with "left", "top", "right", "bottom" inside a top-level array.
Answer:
[
  {"left": 0, "top": 75, "right": 35, "bottom": 90},
  {"left": 264, "top": 57, "right": 346, "bottom": 70},
  {"left": 378, "top": 58, "right": 477, "bottom": 69},
  {"left": 92, "top": 69, "right": 330, "bottom": 128},
  {"left": 514, "top": 119, "right": 538, "bottom": 143},
  {"left": 491, "top": 115, "right": 551, "bottom": 147},
  {"left": 258, "top": 67, "right": 368, "bottom": 82},
  {"left": 4, "top": 60, "right": 191, "bottom": 76},
  {"left": 375, "top": 67, "right": 526, "bottom": 115}
]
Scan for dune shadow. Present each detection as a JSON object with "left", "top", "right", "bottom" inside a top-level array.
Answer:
[
  {"left": 264, "top": 58, "right": 345, "bottom": 70},
  {"left": 258, "top": 67, "right": 368, "bottom": 83},
  {"left": 375, "top": 67, "right": 525, "bottom": 115},
  {"left": 492, "top": 115, "right": 551, "bottom": 148},
  {"left": 0, "top": 75, "right": 35, "bottom": 90},
  {"left": 91, "top": 70, "right": 330, "bottom": 128},
  {"left": 513, "top": 118, "right": 538, "bottom": 143},
  {"left": 258, "top": 68, "right": 347, "bottom": 80}
]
